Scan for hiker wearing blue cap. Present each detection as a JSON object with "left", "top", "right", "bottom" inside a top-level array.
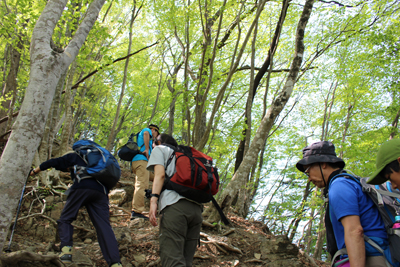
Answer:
[{"left": 296, "top": 141, "right": 388, "bottom": 267}]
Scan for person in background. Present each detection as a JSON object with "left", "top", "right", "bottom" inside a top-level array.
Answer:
[
  {"left": 130, "top": 124, "right": 160, "bottom": 220},
  {"left": 296, "top": 141, "right": 388, "bottom": 267},
  {"left": 367, "top": 138, "right": 400, "bottom": 189},
  {"left": 147, "top": 133, "right": 203, "bottom": 267},
  {"left": 30, "top": 152, "right": 122, "bottom": 267}
]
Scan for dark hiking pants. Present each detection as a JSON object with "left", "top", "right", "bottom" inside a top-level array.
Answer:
[
  {"left": 159, "top": 199, "right": 203, "bottom": 267},
  {"left": 57, "top": 188, "right": 120, "bottom": 265}
]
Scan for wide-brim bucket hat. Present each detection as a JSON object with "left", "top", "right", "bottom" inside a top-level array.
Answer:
[
  {"left": 367, "top": 138, "right": 400, "bottom": 185},
  {"left": 296, "top": 141, "right": 345, "bottom": 172}
]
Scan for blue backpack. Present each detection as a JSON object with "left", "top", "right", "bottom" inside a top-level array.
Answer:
[{"left": 72, "top": 140, "right": 121, "bottom": 190}]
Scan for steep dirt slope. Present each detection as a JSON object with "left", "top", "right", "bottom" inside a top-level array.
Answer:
[{"left": 0, "top": 168, "right": 328, "bottom": 267}]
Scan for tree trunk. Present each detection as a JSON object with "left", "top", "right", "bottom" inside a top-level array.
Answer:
[
  {"left": 389, "top": 105, "right": 400, "bottom": 140},
  {"left": 288, "top": 181, "right": 312, "bottom": 242},
  {"left": 195, "top": 0, "right": 269, "bottom": 151},
  {"left": 338, "top": 103, "right": 353, "bottom": 158},
  {"left": 234, "top": 0, "right": 289, "bottom": 171},
  {"left": 0, "top": 0, "right": 105, "bottom": 254},
  {"left": 192, "top": 0, "right": 222, "bottom": 146},
  {"left": 261, "top": 173, "right": 287, "bottom": 223},
  {"left": 0, "top": 41, "right": 24, "bottom": 137},
  {"left": 205, "top": 0, "right": 316, "bottom": 223},
  {"left": 93, "top": 96, "right": 108, "bottom": 142},
  {"left": 321, "top": 81, "right": 337, "bottom": 141},
  {"left": 304, "top": 189, "right": 318, "bottom": 254},
  {"left": 48, "top": 71, "right": 68, "bottom": 158},
  {"left": 166, "top": 62, "right": 183, "bottom": 135},
  {"left": 106, "top": 4, "right": 139, "bottom": 151},
  {"left": 59, "top": 60, "right": 78, "bottom": 156},
  {"left": 313, "top": 205, "right": 326, "bottom": 260},
  {"left": 182, "top": 0, "right": 191, "bottom": 145}
]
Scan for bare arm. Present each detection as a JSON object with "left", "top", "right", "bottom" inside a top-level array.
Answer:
[
  {"left": 341, "top": 215, "right": 365, "bottom": 267},
  {"left": 143, "top": 131, "right": 150, "bottom": 159},
  {"left": 149, "top": 165, "right": 165, "bottom": 226}
]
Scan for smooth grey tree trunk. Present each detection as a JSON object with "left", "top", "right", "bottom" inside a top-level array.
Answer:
[{"left": 0, "top": 0, "right": 105, "bottom": 254}]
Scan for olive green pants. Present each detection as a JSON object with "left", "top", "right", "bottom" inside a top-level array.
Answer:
[
  {"left": 365, "top": 255, "right": 389, "bottom": 267},
  {"left": 159, "top": 199, "right": 203, "bottom": 267}
]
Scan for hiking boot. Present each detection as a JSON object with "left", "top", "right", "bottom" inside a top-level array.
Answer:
[
  {"left": 130, "top": 211, "right": 148, "bottom": 220},
  {"left": 59, "top": 246, "right": 72, "bottom": 262},
  {"left": 110, "top": 263, "right": 123, "bottom": 267}
]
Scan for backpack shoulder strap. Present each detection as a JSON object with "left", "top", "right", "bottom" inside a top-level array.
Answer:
[
  {"left": 330, "top": 248, "right": 348, "bottom": 267},
  {"left": 328, "top": 172, "right": 361, "bottom": 193},
  {"left": 160, "top": 144, "right": 177, "bottom": 170},
  {"left": 73, "top": 150, "right": 87, "bottom": 164},
  {"left": 211, "top": 197, "right": 230, "bottom": 225},
  {"left": 363, "top": 236, "right": 392, "bottom": 267}
]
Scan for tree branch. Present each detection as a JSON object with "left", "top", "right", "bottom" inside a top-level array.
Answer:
[{"left": 70, "top": 42, "right": 158, "bottom": 90}]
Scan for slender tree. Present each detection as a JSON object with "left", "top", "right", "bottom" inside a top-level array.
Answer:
[
  {"left": 0, "top": 0, "right": 106, "bottom": 253},
  {"left": 206, "top": 0, "right": 316, "bottom": 223}
]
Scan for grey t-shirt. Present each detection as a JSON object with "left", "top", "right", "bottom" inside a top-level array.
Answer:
[{"left": 147, "top": 145, "right": 185, "bottom": 211}]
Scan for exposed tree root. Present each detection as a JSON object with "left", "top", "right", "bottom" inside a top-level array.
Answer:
[
  {"left": 146, "top": 257, "right": 160, "bottom": 267},
  {"left": 299, "top": 250, "right": 319, "bottom": 267},
  {"left": 222, "top": 229, "right": 235, "bottom": 236},
  {"left": 71, "top": 223, "right": 94, "bottom": 233},
  {"left": 201, "top": 220, "right": 216, "bottom": 228},
  {"left": 200, "top": 232, "right": 242, "bottom": 254},
  {"left": 204, "top": 241, "right": 227, "bottom": 254},
  {"left": 0, "top": 250, "right": 64, "bottom": 267},
  {"left": 110, "top": 205, "right": 131, "bottom": 215},
  {"left": 244, "top": 259, "right": 265, "bottom": 263},
  {"left": 16, "top": 212, "right": 94, "bottom": 234},
  {"left": 18, "top": 213, "right": 58, "bottom": 226},
  {"left": 193, "top": 254, "right": 212, "bottom": 259},
  {"left": 118, "top": 180, "right": 135, "bottom": 186}
]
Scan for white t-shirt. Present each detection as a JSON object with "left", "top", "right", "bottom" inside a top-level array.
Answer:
[{"left": 147, "top": 145, "right": 185, "bottom": 211}]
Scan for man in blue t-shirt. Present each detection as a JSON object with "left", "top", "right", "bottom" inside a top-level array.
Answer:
[
  {"left": 130, "top": 124, "right": 159, "bottom": 220},
  {"left": 296, "top": 141, "right": 388, "bottom": 267}
]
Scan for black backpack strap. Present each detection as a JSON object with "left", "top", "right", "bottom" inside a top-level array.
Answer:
[
  {"left": 128, "top": 133, "right": 135, "bottom": 142},
  {"left": 325, "top": 201, "right": 338, "bottom": 258},
  {"left": 162, "top": 144, "right": 177, "bottom": 170},
  {"left": 211, "top": 196, "right": 230, "bottom": 225}
]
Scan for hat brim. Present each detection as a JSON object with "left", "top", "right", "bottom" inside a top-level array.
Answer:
[
  {"left": 366, "top": 166, "right": 387, "bottom": 185},
  {"left": 296, "top": 155, "right": 345, "bottom": 172}
]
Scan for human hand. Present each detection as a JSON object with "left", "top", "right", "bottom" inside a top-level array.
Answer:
[
  {"left": 149, "top": 199, "right": 158, "bottom": 227},
  {"left": 30, "top": 168, "right": 39, "bottom": 176}
]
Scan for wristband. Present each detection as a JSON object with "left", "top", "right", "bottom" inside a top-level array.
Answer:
[
  {"left": 150, "top": 193, "right": 160, "bottom": 199},
  {"left": 32, "top": 169, "right": 37, "bottom": 174}
]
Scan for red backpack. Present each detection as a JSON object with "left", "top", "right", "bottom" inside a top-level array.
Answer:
[
  {"left": 164, "top": 145, "right": 229, "bottom": 225},
  {"left": 164, "top": 145, "right": 219, "bottom": 202}
]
